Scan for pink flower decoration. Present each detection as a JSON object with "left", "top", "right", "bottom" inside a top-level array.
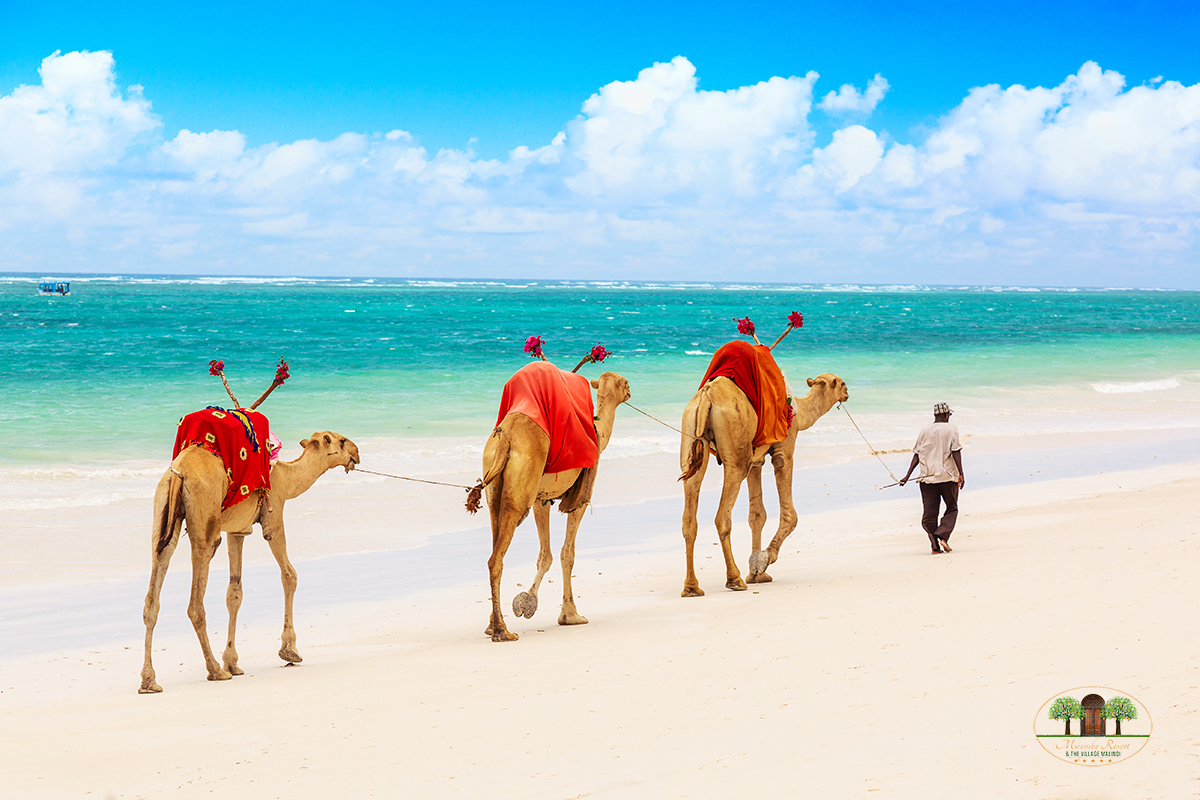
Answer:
[
  {"left": 590, "top": 344, "right": 611, "bottom": 363},
  {"left": 524, "top": 335, "right": 545, "bottom": 359},
  {"left": 274, "top": 359, "right": 290, "bottom": 385},
  {"left": 788, "top": 311, "right": 804, "bottom": 328},
  {"left": 735, "top": 317, "right": 755, "bottom": 336},
  {"left": 208, "top": 359, "right": 225, "bottom": 376}
]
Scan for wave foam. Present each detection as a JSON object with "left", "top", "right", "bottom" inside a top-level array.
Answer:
[{"left": 1091, "top": 379, "right": 1181, "bottom": 394}]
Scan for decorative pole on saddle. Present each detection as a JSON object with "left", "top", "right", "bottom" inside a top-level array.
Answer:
[
  {"left": 207, "top": 358, "right": 291, "bottom": 410},
  {"left": 523, "top": 335, "right": 547, "bottom": 362},
  {"left": 249, "top": 359, "right": 291, "bottom": 410},
  {"left": 570, "top": 344, "right": 612, "bottom": 374},
  {"left": 208, "top": 360, "right": 240, "bottom": 407},
  {"left": 769, "top": 311, "right": 805, "bottom": 350},
  {"left": 733, "top": 312, "right": 804, "bottom": 350}
]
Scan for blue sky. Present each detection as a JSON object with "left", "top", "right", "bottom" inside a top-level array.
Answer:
[{"left": 1, "top": 1, "right": 1199, "bottom": 286}]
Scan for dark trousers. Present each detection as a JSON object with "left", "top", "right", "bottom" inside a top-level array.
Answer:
[{"left": 920, "top": 481, "right": 959, "bottom": 550}]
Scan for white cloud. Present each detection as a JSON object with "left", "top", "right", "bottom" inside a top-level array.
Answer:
[
  {"left": 819, "top": 74, "right": 890, "bottom": 114},
  {"left": 1, "top": 53, "right": 1198, "bottom": 286},
  {"left": 0, "top": 50, "right": 158, "bottom": 175}
]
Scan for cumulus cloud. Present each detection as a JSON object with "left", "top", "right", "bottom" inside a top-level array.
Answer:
[
  {"left": 0, "top": 50, "right": 157, "bottom": 175},
  {"left": 1, "top": 52, "right": 1199, "bottom": 286},
  {"left": 819, "top": 74, "right": 890, "bottom": 114}
]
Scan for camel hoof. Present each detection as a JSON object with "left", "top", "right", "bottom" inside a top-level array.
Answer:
[
  {"left": 227, "top": 665, "right": 245, "bottom": 676},
  {"left": 748, "top": 550, "right": 771, "bottom": 574},
  {"left": 138, "top": 681, "right": 163, "bottom": 694},
  {"left": 491, "top": 630, "right": 519, "bottom": 642},
  {"left": 512, "top": 591, "right": 538, "bottom": 619},
  {"left": 207, "top": 669, "right": 233, "bottom": 682},
  {"left": 681, "top": 586, "right": 705, "bottom": 597},
  {"left": 278, "top": 647, "right": 303, "bottom": 664},
  {"left": 747, "top": 572, "right": 773, "bottom": 584},
  {"left": 726, "top": 578, "right": 748, "bottom": 591},
  {"left": 558, "top": 613, "right": 588, "bottom": 626}
]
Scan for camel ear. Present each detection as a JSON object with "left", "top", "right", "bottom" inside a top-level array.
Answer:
[
  {"left": 323, "top": 433, "right": 332, "bottom": 445},
  {"left": 590, "top": 379, "right": 599, "bottom": 389},
  {"left": 300, "top": 439, "right": 310, "bottom": 449},
  {"left": 806, "top": 377, "right": 815, "bottom": 388}
]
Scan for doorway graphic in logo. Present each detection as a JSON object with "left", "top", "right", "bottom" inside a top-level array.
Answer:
[{"left": 1034, "top": 686, "right": 1151, "bottom": 765}]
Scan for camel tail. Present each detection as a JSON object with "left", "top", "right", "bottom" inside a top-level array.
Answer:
[
  {"left": 467, "top": 429, "right": 511, "bottom": 514},
  {"left": 155, "top": 470, "right": 184, "bottom": 555},
  {"left": 679, "top": 386, "right": 713, "bottom": 482}
]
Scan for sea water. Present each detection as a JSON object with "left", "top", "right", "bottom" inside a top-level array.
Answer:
[
  {"left": 2, "top": 275, "right": 1199, "bottom": 514},
  {"left": 4, "top": 275, "right": 1200, "bottom": 655}
]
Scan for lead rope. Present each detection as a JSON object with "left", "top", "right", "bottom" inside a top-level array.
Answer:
[
  {"left": 622, "top": 401, "right": 699, "bottom": 440},
  {"left": 837, "top": 403, "right": 935, "bottom": 489},
  {"left": 837, "top": 402, "right": 907, "bottom": 486},
  {"left": 354, "top": 468, "right": 478, "bottom": 490}
]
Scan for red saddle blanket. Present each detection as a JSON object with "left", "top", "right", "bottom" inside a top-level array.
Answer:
[
  {"left": 699, "top": 340, "right": 791, "bottom": 448},
  {"left": 173, "top": 407, "right": 272, "bottom": 510},
  {"left": 495, "top": 361, "right": 599, "bottom": 474}
]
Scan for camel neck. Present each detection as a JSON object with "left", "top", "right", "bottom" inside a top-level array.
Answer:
[
  {"left": 594, "top": 400, "right": 619, "bottom": 455},
  {"left": 269, "top": 448, "right": 327, "bottom": 501}
]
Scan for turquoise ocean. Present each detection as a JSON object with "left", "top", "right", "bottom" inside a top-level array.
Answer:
[
  {"left": 2, "top": 274, "right": 1200, "bottom": 515},
  {"left": 4, "top": 274, "right": 1200, "bottom": 656}
]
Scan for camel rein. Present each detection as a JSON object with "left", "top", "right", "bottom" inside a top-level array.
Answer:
[
  {"left": 353, "top": 468, "right": 477, "bottom": 491},
  {"left": 837, "top": 403, "right": 932, "bottom": 488},
  {"left": 621, "top": 401, "right": 698, "bottom": 439}
]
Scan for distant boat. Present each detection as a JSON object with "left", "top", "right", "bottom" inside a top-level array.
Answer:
[{"left": 38, "top": 281, "right": 70, "bottom": 296}]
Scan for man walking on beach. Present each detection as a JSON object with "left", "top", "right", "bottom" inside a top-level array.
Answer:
[{"left": 899, "top": 403, "right": 964, "bottom": 554}]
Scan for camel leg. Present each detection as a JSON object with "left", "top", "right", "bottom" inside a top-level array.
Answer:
[
  {"left": 557, "top": 505, "right": 588, "bottom": 625},
  {"left": 264, "top": 524, "right": 302, "bottom": 663},
  {"left": 758, "top": 443, "right": 800, "bottom": 581},
  {"left": 139, "top": 508, "right": 182, "bottom": 693},
  {"left": 715, "top": 462, "right": 749, "bottom": 591},
  {"left": 680, "top": 455, "right": 709, "bottom": 597},
  {"left": 513, "top": 502, "right": 553, "bottom": 619},
  {"left": 186, "top": 516, "right": 231, "bottom": 682},
  {"left": 223, "top": 532, "right": 248, "bottom": 675},
  {"left": 483, "top": 479, "right": 504, "bottom": 637},
  {"left": 486, "top": 470, "right": 540, "bottom": 642},
  {"left": 746, "top": 461, "right": 771, "bottom": 583}
]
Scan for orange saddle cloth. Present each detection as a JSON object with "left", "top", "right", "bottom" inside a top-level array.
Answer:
[
  {"left": 699, "top": 340, "right": 791, "bottom": 448},
  {"left": 173, "top": 407, "right": 272, "bottom": 510},
  {"left": 495, "top": 361, "right": 599, "bottom": 474}
]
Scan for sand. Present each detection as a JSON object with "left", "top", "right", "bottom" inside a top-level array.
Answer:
[{"left": 2, "top": 441, "right": 1199, "bottom": 798}]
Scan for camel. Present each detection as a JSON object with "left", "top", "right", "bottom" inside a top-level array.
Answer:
[
  {"left": 139, "top": 431, "right": 359, "bottom": 693},
  {"left": 479, "top": 370, "right": 630, "bottom": 642},
  {"left": 678, "top": 372, "right": 848, "bottom": 596}
]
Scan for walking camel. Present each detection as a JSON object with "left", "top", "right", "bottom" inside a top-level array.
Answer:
[
  {"left": 471, "top": 343, "right": 630, "bottom": 642},
  {"left": 678, "top": 315, "right": 847, "bottom": 596},
  {"left": 139, "top": 362, "right": 359, "bottom": 693}
]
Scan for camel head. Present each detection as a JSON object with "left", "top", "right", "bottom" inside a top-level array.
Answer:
[
  {"left": 590, "top": 371, "right": 631, "bottom": 411},
  {"left": 299, "top": 431, "right": 360, "bottom": 473},
  {"left": 805, "top": 373, "right": 849, "bottom": 406}
]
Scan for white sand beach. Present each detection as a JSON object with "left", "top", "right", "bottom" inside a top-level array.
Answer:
[{"left": 2, "top": 429, "right": 1198, "bottom": 798}]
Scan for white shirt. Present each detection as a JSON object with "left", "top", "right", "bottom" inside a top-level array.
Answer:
[{"left": 912, "top": 421, "right": 962, "bottom": 484}]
